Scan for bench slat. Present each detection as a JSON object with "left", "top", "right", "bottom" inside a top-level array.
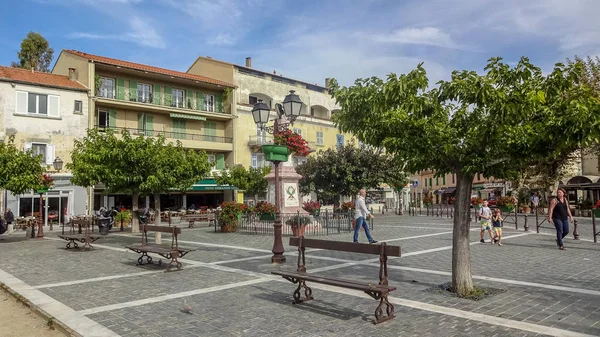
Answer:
[
  {"left": 142, "top": 225, "right": 181, "bottom": 234},
  {"left": 272, "top": 271, "right": 396, "bottom": 292},
  {"left": 289, "top": 237, "right": 401, "bottom": 256}
]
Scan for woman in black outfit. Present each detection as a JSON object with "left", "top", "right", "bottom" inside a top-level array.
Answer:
[{"left": 547, "top": 188, "right": 574, "bottom": 250}]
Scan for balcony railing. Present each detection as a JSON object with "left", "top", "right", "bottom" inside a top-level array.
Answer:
[
  {"left": 95, "top": 89, "right": 225, "bottom": 114},
  {"left": 248, "top": 135, "right": 274, "bottom": 147},
  {"left": 95, "top": 126, "right": 233, "bottom": 143}
]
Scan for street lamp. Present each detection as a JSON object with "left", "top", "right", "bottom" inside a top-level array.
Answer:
[
  {"left": 251, "top": 90, "right": 304, "bottom": 264},
  {"left": 53, "top": 157, "right": 63, "bottom": 171}
]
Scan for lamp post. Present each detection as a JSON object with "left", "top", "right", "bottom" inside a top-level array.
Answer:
[
  {"left": 252, "top": 90, "right": 303, "bottom": 264},
  {"left": 34, "top": 157, "right": 63, "bottom": 238}
]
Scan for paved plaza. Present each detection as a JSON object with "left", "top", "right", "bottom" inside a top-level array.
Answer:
[{"left": 0, "top": 214, "right": 599, "bottom": 337}]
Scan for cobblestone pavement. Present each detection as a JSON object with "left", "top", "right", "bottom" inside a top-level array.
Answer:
[{"left": 0, "top": 213, "right": 599, "bottom": 337}]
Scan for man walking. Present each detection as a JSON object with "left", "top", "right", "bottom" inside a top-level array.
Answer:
[
  {"left": 530, "top": 192, "right": 539, "bottom": 214},
  {"left": 354, "top": 189, "right": 378, "bottom": 244}
]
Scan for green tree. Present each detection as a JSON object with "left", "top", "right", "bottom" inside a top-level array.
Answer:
[
  {"left": 68, "top": 129, "right": 211, "bottom": 232},
  {"left": 213, "top": 165, "right": 271, "bottom": 203},
  {"left": 329, "top": 57, "right": 600, "bottom": 295},
  {"left": 11, "top": 32, "right": 54, "bottom": 72},
  {"left": 0, "top": 136, "right": 45, "bottom": 195},
  {"left": 296, "top": 143, "right": 401, "bottom": 202}
]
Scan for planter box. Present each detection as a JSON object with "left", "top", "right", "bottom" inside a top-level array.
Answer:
[
  {"left": 499, "top": 205, "right": 514, "bottom": 213},
  {"left": 220, "top": 223, "right": 238, "bottom": 233},
  {"left": 593, "top": 209, "right": 600, "bottom": 218},
  {"left": 261, "top": 145, "right": 291, "bottom": 162},
  {"left": 259, "top": 214, "right": 276, "bottom": 221}
]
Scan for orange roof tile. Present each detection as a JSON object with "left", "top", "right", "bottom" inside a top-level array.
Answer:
[
  {"left": 64, "top": 50, "right": 236, "bottom": 88},
  {"left": 0, "top": 66, "right": 88, "bottom": 91}
]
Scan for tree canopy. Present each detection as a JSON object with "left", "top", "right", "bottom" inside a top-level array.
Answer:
[
  {"left": 0, "top": 136, "right": 45, "bottom": 195},
  {"left": 213, "top": 165, "right": 271, "bottom": 198},
  {"left": 296, "top": 142, "right": 407, "bottom": 201},
  {"left": 329, "top": 57, "right": 600, "bottom": 295},
  {"left": 11, "top": 32, "right": 54, "bottom": 72}
]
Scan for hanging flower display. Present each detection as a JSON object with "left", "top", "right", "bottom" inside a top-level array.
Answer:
[{"left": 274, "top": 129, "right": 310, "bottom": 157}]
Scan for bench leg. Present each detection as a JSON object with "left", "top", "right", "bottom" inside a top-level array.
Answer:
[
  {"left": 188, "top": 221, "right": 194, "bottom": 228},
  {"left": 137, "top": 252, "right": 152, "bottom": 265},
  {"left": 66, "top": 240, "right": 79, "bottom": 250},
  {"left": 166, "top": 253, "right": 183, "bottom": 272},
  {"left": 370, "top": 291, "right": 395, "bottom": 324},
  {"left": 292, "top": 279, "right": 313, "bottom": 304},
  {"left": 82, "top": 240, "right": 93, "bottom": 250}
]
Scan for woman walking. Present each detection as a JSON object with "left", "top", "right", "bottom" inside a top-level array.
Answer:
[{"left": 547, "top": 188, "right": 574, "bottom": 250}]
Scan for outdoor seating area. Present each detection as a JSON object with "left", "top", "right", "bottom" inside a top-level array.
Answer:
[{"left": 57, "top": 218, "right": 100, "bottom": 250}]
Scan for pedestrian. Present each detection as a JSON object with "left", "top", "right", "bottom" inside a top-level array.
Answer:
[
  {"left": 353, "top": 189, "right": 377, "bottom": 244},
  {"left": 547, "top": 187, "right": 574, "bottom": 250},
  {"left": 479, "top": 200, "right": 494, "bottom": 243},
  {"left": 491, "top": 208, "right": 503, "bottom": 246},
  {"left": 530, "top": 192, "right": 539, "bottom": 214},
  {"left": 4, "top": 208, "right": 14, "bottom": 225}
]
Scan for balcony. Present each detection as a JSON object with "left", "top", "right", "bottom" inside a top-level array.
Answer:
[
  {"left": 95, "top": 89, "right": 231, "bottom": 120},
  {"left": 96, "top": 126, "right": 233, "bottom": 151}
]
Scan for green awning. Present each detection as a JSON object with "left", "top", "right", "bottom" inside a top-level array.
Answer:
[
  {"left": 170, "top": 113, "right": 206, "bottom": 121},
  {"left": 190, "top": 178, "right": 236, "bottom": 191}
]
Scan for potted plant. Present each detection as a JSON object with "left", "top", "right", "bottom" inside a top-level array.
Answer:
[
  {"left": 423, "top": 195, "right": 433, "bottom": 207},
  {"left": 255, "top": 201, "right": 277, "bottom": 221},
  {"left": 593, "top": 200, "right": 600, "bottom": 218},
  {"left": 302, "top": 200, "right": 321, "bottom": 216},
  {"left": 285, "top": 214, "right": 312, "bottom": 236},
  {"left": 36, "top": 173, "right": 54, "bottom": 194},
  {"left": 497, "top": 196, "right": 516, "bottom": 213},
  {"left": 341, "top": 201, "right": 355, "bottom": 213},
  {"left": 518, "top": 188, "right": 531, "bottom": 214},
  {"left": 471, "top": 196, "right": 483, "bottom": 209},
  {"left": 115, "top": 209, "right": 132, "bottom": 228},
  {"left": 218, "top": 201, "right": 245, "bottom": 233}
]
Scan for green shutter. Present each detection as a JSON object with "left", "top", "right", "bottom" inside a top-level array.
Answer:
[
  {"left": 129, "top": 80, "right": 138, "bottom": 101},
  {"left": 197, "top": 92, "right": 204, "bottom": 111},
  {"left": 443, "top": 176, "right": 446, "bottom": 185},
  {"left": 164, "top": 86, "right": 172, "bottom": 106},
  {"left": 137, "top": 113, "right": 143, "bottom": 132},
  {"left": 146, "top": 115, "right": 154, "bottom": 136},
  {"left": 436, "top": 177, "right": 439, "bottom": 186},
  {"left": 186, "top": 90, "right": 194, "bottom": 109},
  {"left": 204, "top": 121, "right": 216, "bottom": 141},
  {"left": 109, "top": 109, "right": 117, "bottom": 128},
  {"left": 172, "top": 119, "right": 186, "bottom": 139},
  {"left": 429, "top": 178, "right": 432, "bottom": 187},
  {"left": 153, "top": 84, "right": 162, "bottom": 105},
  {"left": 116, "top": 78, "right": 125, "bottom": 100},
  {"left": 216, "top": 94, "right": 223, "bottom": 113},
  {"left": 216, "top": 154, "right": 225, "bottom": 169}
]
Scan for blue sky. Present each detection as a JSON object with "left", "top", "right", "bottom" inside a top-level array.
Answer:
[{"left": 1, "top": 0, "right": 599, "bottom": 86}]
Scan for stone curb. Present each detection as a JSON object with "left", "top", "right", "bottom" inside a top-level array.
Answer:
[{"left": 0, "top": 282, "right": 82, "bottom": 337}]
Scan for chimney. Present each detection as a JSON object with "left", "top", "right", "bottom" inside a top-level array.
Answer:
[
  {"left": 325, "top": 78, "right": 331, "bottom": 88},
  {"left": 68, "top": 68, "right": 78, "bottom": 81},
  {"left": 273, "top": 70, "right": 277, "bottom": 75},
  {"left": 245, "top": 57, "right": 252, "bottom": 68}
]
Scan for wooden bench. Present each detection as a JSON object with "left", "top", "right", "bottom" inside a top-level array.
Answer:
[
  {"left": 272, "top": 237, "right": 401, "bottom": 324},
  {"left": 125, "top": 225, "right": 196, "bottom": 272},
  {"left": 58, "top": 219, "right": 100, "bottom": 250},
  {"left": 183, "top": 213, "right": 215, "bottom": 228}
]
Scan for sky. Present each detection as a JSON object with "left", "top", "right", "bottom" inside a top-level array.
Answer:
[{"left": 0, "top": 0, "right": 599, "bottom": 86}]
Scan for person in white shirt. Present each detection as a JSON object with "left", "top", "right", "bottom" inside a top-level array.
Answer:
[
  {"left": 479, "top": 200, "right": 494, "bottom": 243},
  {"left": 354, "top": 189, "right": 378, "bottom": 244}
]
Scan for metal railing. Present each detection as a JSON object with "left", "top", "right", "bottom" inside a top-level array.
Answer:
[
  {"left": 248, "top": 135, "right": 274, "bottom": 146},
  {"left": 95, "top": 126, "right": 233, "bottom": 143},
  {"left": 215, "top": 210, "right": 373, "bottom": 236},
  {"left": 96, "top": 89, "right": 226, "bottom": 114}
]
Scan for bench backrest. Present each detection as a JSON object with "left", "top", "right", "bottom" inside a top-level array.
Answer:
[
  {"left": 70, "top": 218, "right": 93, "bottom": 235},
  {"left": 142, "top": 225, "right": 181, "bottom": 235},
  {"left": 289, "top": 237, "right": 401, "bottom": 257}
]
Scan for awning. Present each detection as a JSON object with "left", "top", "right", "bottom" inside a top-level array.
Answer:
[
  {"left": 442, "top": 187, "right": 456, "bottom": 194},
  {"left": 170, "top": 112, "right": 207, "bottom": 121},
  {"left": 434, "top": 189, "right": 444, "bottom": 195},
  {"left": 190, "top": 178, "right": 236, "bottom": 191}
]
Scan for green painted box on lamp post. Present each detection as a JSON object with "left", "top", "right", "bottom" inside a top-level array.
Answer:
[{"left": 261, "top": 145, "right": 291, "bottom": 162}]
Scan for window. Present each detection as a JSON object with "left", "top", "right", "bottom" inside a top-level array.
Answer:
[
  {"left": 310, "top": 107, "right": 315, "bottom": 116},
  {"left": 16, "top": 92, "right": 60, "bottom": 117},
  {"left": 358, "top": 140, "right": 364, "bottom": 149},
  {"left": 256, "top": 125, "right": 267, "bottom": 143},
  {"left": 424, "top": 179, "right": 427, "bottom": 187},
  {"left": 429, "top": 178, "right": 432, "bottom": 187},
  {"left": 293, "top": 156, "right": 307, "bottom": 167},
  {"left": 137, "top": 83, "right": 152, "bottom": 103},
  {"left": 452, "top": 174, "right": 455, "bottom": 184},
  {"left": 443, "top": 176, "right": 446, "bottom": 185},
  {"left": 172, "top": 89, "right": 185, "bottom": 108},
  {"left": 204, "top": 121, "right": 216, "bottom": 141},
  {"left": 204, "top": 94, "right": 215, "bottom": 112},
  {"left": 316, "top": 131, "right": 324, "bottom": 146},
  {"left": 477, "top": 173, "right": 481, "bottom": 181},
  {"left": 74, "top": 100, "right": 82, "bottom": 113},
  {"left": 25, "top": 143, "right": 55, "bottom": 165},
  {"left": 293, "top": 128, "right": 302, "bottom": 136},
  {"left": 99, "top": 77, "right": 115, "bottom": 98},
  {"left": 336, "top": 134, "right": 344, "bottom": 147},
  {"left": 97, "top": 110, "right": 109, "bottom": 129},
  {"left": 251, "top": 153, "right": 266, "bottom": 168},
  {"left": 249, "top": 96, "right": 258, "bottom": 105},
  {"left": 172, "top": 119, "right": 186, "bottom": 139},
  {"left": 208, "top": 154, "right": 216, "bottom": 168},
  {"left": 436, "top": 177, "right": 439, "bottom": 186}
]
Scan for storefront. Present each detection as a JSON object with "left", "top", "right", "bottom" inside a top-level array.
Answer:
[{"left": 6, "top": 174, "right": 87, "bottom": 226}]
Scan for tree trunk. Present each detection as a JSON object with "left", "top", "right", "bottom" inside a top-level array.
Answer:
[
  {"left": 131, "top": 192, "right": 140, "bottom": 233},
  {"left": 452, "top": 171, "right": 475, "bottom": 295},
  {"left": 154, "top": 193, "right": 161, "bottom": 244}
]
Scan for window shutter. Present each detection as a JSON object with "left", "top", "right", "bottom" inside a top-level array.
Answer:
[
  {"left": 48, "top": 95, "right": 60, "bottom": 117},
  {"left": 204, "top": 122, "right": 216, "bottom": 136},
  {"left": 153, "top": 84, "right": 162, "bottom": 105},
  {"left": 109, "top": 109, "right": 117, "bottom": 128},
  {"left": 146, "top": 115, "right": 154, "bottom": 136},
  {"left": 197, "top": 92, "right": 204, "bottom": 111},
  {"left": 443, "top": 176, "right": 446, "bottom": 185},
  {"left": 137, "top": 113, "right": 144, "bottom": 133},
  {"left": 216, "top": 94, "right": 223, "bottom": 112},
  {"left": 16, "top": 91, "right": 28, "bottom": 113},
  {"left": 186, "top": 90, "right": 194, "bottom": 109},
  {"left": 129, "top": 80, "right": 138, "bottom": 101},
  {"left": 216, "top": 154, "right": 225, "bottom": 169},
  {"left": 116, "top": 78, "right": 125, "bottom": 100},
  {"left": 164, "top": 86, "right": 172, "bottom": 106},
  {"left": 45, "top": 144, "right": 55, "bottom": 165}
]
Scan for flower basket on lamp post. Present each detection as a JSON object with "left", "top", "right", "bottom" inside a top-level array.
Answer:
[
  {"left": 261, "top": 145, "right": 291, "bottom": 162},
  {"left": 34, "top": 174, "right": 54, "bottom": 238}
]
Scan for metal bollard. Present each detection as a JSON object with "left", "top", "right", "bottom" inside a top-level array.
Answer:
[
  {"left": 523, "top": 214, "right": 529, "bottom": 232},
  {"left": 573, "top": 219, "right": 579, "bottom": 240}
]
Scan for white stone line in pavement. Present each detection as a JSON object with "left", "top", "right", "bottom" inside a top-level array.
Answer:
[
  {"left": 0, "top": 269, "right": 121, "bottom": 337},
  {"left": 77, "top": 278, "right": 271, "bottom": 316},
  {"left": 308, "top": 283, "right": 596, "bottom": 337},
  {"left": 535, "top": 231, "right": 597, "bottom": 243}
]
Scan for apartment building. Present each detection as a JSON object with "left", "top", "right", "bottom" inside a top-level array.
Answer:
[
  {"left": 0, "top": 66, "right": 89, "bottom": 224},
  {"left": 52, "top": 50, "right": 237, "bottom": 210}
]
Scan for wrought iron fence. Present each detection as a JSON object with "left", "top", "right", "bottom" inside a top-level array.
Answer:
[
  {"left": 215, "top": 210, "right": 374, "bottom": 236},
  {"left": 94, "top": 125, "right": 233, "bottom": 143}
]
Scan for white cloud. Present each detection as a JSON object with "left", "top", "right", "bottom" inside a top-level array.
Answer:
[
  {"left": 68, "top": 16, "right": 165, "bottom": 48},
  {"left": 367, "top": 27, "right": 462, "bottom": 49},
  {"left": 207, "top": 33, "right": 235, "bottom": 46}
]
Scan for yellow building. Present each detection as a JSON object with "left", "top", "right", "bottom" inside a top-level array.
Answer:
[{"left": 52, "top": 50, "right": 238, "bottom": 210}]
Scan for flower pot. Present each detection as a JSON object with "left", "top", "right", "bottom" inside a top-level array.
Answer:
[
  {"left": 521, "top": 206, "right": 531, "bottom": 214},
  {"left": 220, "top": 223, "right": 237, "bottom": 233},
  {"left": 292, "top": 225, "right": 305, "bottom": 237},
  {"left": 261, "top": 145, "right": 291, "bottom": 162},
  {"left": 259, "top": 213, "right": 276, "bottom": 221},
  {"left": 593, "top": 209, "right": 600, "bottom": 218},
  {"left": 499, "top": 205, "right": 514, "bottom": 213}
]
